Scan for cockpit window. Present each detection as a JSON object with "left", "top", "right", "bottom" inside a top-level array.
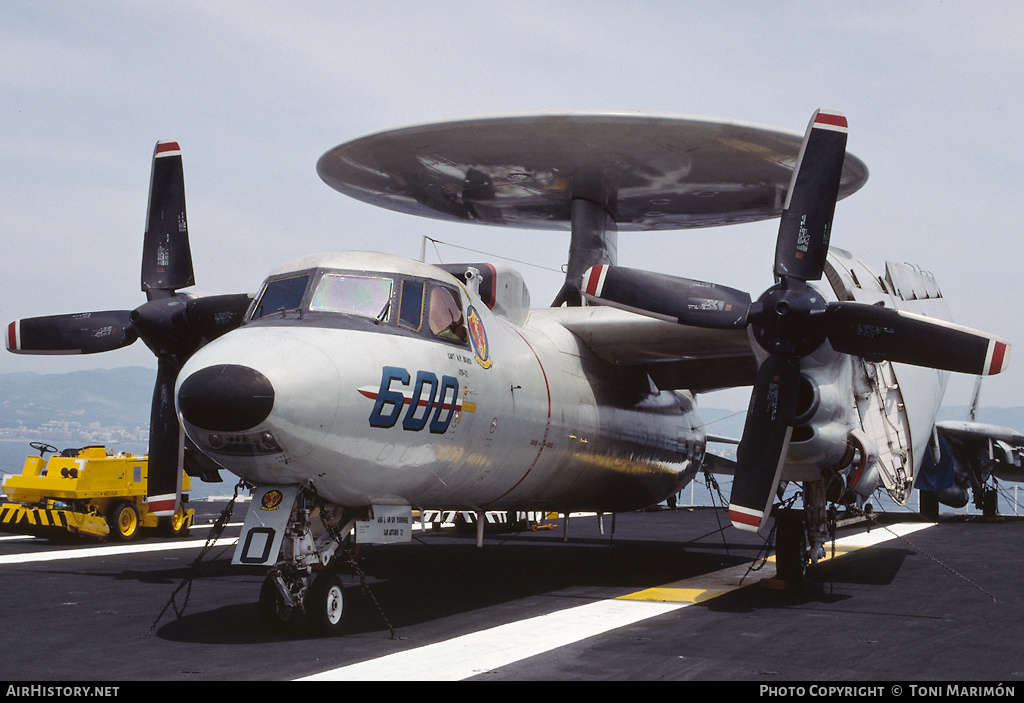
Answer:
[
  {"left": 428, "top": 285, "right": 468, "bottom": 343},
  {"left": 247, "top": 267, "right": 469, "bottom": 347},
  {"left": 250, "top": 274, "right": 310, "bottom": 320},
  {"left": 398, "top": 279, "right": 424, "bottom": 330},
  {"left": 310, "top": 274, "right": 394, "bottom": 321}
]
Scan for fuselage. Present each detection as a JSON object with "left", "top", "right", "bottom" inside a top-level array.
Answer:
[{"left": 176, "top": 252, "right": 704, "bottom": 513}]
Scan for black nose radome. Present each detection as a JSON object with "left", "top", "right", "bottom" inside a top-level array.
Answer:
[{"left": 178, "top": 364, "right": 275, "bottom": 431}]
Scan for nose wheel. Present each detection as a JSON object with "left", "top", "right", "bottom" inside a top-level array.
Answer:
[
  {"left": 258, "top": 569, "right": 349, "bottom": 637},
  {"left": 253, "top": 488, "right": 359, "bottom": 637},
  {"left": 307, "top": 573, "right": 347, "bottom": 635}
]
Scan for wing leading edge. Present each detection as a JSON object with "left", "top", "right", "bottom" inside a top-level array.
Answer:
[{"left": 535, "top": 306, "right": 757, "bottom": 393}]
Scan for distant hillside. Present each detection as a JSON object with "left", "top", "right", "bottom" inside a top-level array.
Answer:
[{"left": 0, "top": 367, "right": 153, "bottom": 429}]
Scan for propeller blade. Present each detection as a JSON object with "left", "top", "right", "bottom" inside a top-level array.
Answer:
[
  {"left": 7, "top": 140, "right": 247, "bottom": 515},
  {"left": 774, "top": 109, "right": 848, "bottom": 282},
  {"left": 581, "top": 264, "right": 752, "bottom": 328},
  {"left": 142, "top": 140, "right": 195, "bottom": 299},
  {"left": 6, "top": 311, "right": 136, "bottom": 354},
  {"left": 729, "top": 353, "right": 801, "bottom": 533},
  {"left": 146, "top": 356, "right": 183, "bottom": 517},
  {"left": 824, "top": 302, "right": 1011, "bottom": 376}
]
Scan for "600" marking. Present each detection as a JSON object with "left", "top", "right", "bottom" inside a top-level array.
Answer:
[{"left": 367, "top": 366, "right": 460, "bottom": 433}]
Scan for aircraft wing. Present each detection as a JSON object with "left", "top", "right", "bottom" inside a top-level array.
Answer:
[
  {"left": 534, "top": 306, "right": 757, "bottom": 392},
  {"left": 703, "top": 451, "right": 738, "bottom": 476},
  {"left": 936, "top": 420, "right": 1024, "bottom": 447},
  {"left": 934, "top": 420, "right": 1024, "bottom": 483}
]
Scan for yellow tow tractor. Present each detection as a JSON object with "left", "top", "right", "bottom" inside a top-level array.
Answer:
[{"left": 0, "top": 443, "right": 194, "bottom": 541}]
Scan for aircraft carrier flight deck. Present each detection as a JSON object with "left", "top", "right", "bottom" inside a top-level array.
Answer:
[{"left": 2, "top": 499, "right": 1021, "bottom": 683}]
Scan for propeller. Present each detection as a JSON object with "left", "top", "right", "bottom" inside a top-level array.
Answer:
[
  {"left": 581, "top": 109, "right": 1011, "bottom": 534},
  {"left": 6, "top": 141, "right": 252, "bottom": 517}
]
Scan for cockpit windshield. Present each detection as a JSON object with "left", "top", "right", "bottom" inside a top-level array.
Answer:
[
  {"left": 310, "top": 274, "right": 393, "bottom": 321},
  {"left": 246, "top": 267, "right": 469, "bottom": 348},
  {"left": 250, "top": 274, "right": 310, "bottom": 320}
]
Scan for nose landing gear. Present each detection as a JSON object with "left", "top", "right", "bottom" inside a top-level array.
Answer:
[
  {"left": 259, "top": 566, "right": 349, "bottom": 637},
  {"left": 255, "top": 489, "right": 357, "bottom": 637}
]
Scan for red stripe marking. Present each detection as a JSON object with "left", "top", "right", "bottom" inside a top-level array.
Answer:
[
  {"left": 358, "top": 388, "right": 462, "bottom": 411},
  {"left": 814, "top": 111, "right": 848, "bottom": 129},
  {"left": 584, "top": 265, "right": 604, "bottom": 297},
  {"left": 989, "top": 342, "right": 1007, "bottom": 375},
  {"left": 7, "top": 321, "right": 17, "bottom": 351},
  {"left": 149, "top": 499, "right": 177, "bottom": 513},
  {"left": 729, "top": 508, "right": 762, "bottom": 529},
  {"left": 483, "top": 330, "right": 552, "bottom": 507},
  {"left": 155, "top": 141, "right": 180, "bottom": 154}
]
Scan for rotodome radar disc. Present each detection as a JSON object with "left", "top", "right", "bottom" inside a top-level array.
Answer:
[{"left": 317, "top": 112, "right": 869, "bottom": 232}]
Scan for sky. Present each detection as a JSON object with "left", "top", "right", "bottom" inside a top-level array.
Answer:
[{"left": 1, "top": 1, "right": 1022, "bottom": 412}]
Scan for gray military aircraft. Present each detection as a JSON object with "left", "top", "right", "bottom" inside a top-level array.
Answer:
[
  {"left": 7, "top": 109, "right": 1010, "bottom": 633},
  {"left": 918, "top": 378, "right": 1023, "bottom": 518}
]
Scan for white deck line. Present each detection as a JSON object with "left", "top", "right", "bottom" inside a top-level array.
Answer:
[
  {"left": 299, "top": 521, "right": 933, "bottom": 681},
  {"left": 0, "top": 533, "right": 240, "bottom": 565}
]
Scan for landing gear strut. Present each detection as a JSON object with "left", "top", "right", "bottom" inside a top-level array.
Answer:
[
  {"left": 772, "top": 478, "right": 840, "bottom": 588},
  {"left": 773, "top": 477, "right": 878, "bottom": 588},
  {"left": 256, "top": 489, "right": 358, "bottom": 636},
  {"left": 259, "top": 567, "right": 349, "bottom": 636}
]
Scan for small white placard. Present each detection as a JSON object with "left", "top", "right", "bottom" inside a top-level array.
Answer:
[{"left": 355, "top": 504, "right": 412, "bottom": 544}]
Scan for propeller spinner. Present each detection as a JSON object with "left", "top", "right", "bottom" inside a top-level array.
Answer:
[
  {"left": 582, "top": 109, "right": 1011, "bottom": 534},
  {"left": 6, "top": 141, "right": 251, "bottom": 517}
]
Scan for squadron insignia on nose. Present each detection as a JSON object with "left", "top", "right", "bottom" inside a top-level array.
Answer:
[{"left": 467, "top": 306, "right": 491, "bottom": 369}]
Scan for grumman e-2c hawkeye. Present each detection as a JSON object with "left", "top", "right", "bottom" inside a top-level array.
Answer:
[{"left": 6, "top": 110, "right": 1010, "bottom": 634}]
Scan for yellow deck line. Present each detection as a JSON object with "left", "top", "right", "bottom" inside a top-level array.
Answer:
[{"left": 618, "top": 521, "right": 933, "bottom": 604}]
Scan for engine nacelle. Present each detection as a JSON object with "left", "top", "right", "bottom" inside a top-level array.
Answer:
[
  {"left": 781, "top": 347, "right": 857, "bottom": 480},
  {"left": 845, "top": 428, "right": 880, "bottom": 498}
]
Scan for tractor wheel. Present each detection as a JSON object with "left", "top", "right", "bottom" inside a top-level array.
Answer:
[
  {"left": 107, "top": 501, "right": 141, "bottom": 541},
  {"left": 160, "top": 505, "right": 191, "bottom": 537}
]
